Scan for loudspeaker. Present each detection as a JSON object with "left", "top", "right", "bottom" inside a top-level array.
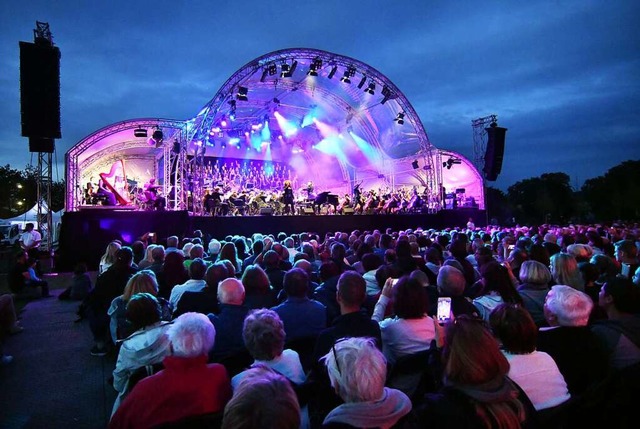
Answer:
[
  {"left": 342, "top": 207, "right": 354, "bottom": 215},
  {"left": 483, "top": 126, "right": 507, "bottom": 181},
  {"left": 29, "top": 138, "right": 55, "bottom": 153},
  {"left": 259, "top": 207, "right": 273, "bottom": 216},
  {"left": 20, "top": 41, "right": 61, "bottom": 146},
  {"left": 302, "top": 207, "right": 314, "bottom": 215}
]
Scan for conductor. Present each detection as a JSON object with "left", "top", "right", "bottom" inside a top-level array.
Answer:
[{"left": 283, "top": 180, "right": 295, "bottom": 215}]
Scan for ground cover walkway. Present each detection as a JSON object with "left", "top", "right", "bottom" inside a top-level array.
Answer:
[{"left": 0, "top": 273, "right": 116, "bottom": 429}]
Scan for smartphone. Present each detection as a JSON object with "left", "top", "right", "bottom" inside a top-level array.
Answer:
[
  {"left": 507, "top": 244, "right": 515, "bottom": 251},
  {"left": 391, "top": 278, "right": 400, "bottom": 286},
  {"left": 437, "top": 297, "right": 452, "bottom": 324},
  {"left": 621, "top": 263, "right": 631, "bottom": 278},
  {"left": 148, "top": 232, "right": 155, "bottom": 238}
]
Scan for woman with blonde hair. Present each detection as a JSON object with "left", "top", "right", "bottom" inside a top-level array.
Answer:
[
  {"left": 99, "top": 241, "right": 121, "bottom": 274},
  {"left": 108, "top": 270, "right": 172, "bottom": 343},
  {"left": 550, "top": 252, "right": 584, "bottom": 291},
  {"left": 137, "top": 244, "right": 157, "bottom": 269}
]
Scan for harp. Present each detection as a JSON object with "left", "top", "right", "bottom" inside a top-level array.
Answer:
[{"left": 99, "top": 160, "right": 131, "bottom": 205}]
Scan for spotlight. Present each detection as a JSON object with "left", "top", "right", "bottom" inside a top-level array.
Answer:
[
  {"left": 236, "top": 86, "right": 248, "bottom": 101},
  {"left": 152, "top": 128, "right": 163, "bottom": 142},
  {"left": 267, "top": 63, "right": 277, "bottom": 75},
  {"left": 260, "top": 69, "right": 268, "bottom": 82},
  {"left": 327, "top": 65, "right": 337, "bottom": 79},
  {"left": 394, "top": 112, "right": 405, "bottom": 125},
  {"left": 307, "top": 57, "right": 322, "bottom": 76},
  {"left": 281, "top": 60, "right": 297, "bottom": 78},
  {"left": 412, "top": 160, "right": 419, "bottom": 170},
  {"left": 133, "top": 127, "right": 147, "bottom": 138},
  {"left": 443, "top": 157, "right": 462, "bottom": 170},
  {"left": 341, "top": 66, "right": 356, "bottom": 84},
  {"left": 228, "top": 100, "right": 236, "bottom": 120},
  {"left": 357, "top": 75, "right": 367, "bottom": 89},
  {"left": 365, "top": 82, "right": 376, "bottom": 95},
  {"left": 380, "top": 85, "right": 394, "bottom": 104},
  {"left": 172, "top": 140, "right": 181, "bottom": 154}
]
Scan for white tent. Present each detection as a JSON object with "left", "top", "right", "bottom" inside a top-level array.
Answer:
[{"left": 3, "top": 203, "right": 62, "bottom": 230}]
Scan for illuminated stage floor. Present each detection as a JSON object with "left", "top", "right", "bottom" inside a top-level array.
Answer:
[{"left": 58, "top": 208, "right": 484, "bottom": 270}]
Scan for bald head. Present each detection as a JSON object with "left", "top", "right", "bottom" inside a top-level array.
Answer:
[
  {"left": 218, "top": 278, "right": 245, "bottom": 305},
  {"left": 293, "top": 259, "right": 312, "bottom": 273}
]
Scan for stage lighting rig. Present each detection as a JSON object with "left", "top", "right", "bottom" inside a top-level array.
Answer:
[
  {"left": 394, "top": 112, "right": 405, "bottom": 125},
  {"left": 307, "top": 57, "right": 322, "bottom": 76},
  {"left": 380, "top": 85, "right": 395, "bottom": 104},
  {"left": 357, "top": 75, "right": 367, "bottom": 89},
  {"left": 281, "top": 60, "right": 297, "bottom": 78},
  {"left": 341, "top": 66, "right": 356, "bottom": 84},
  {"left": 327, "top": 65, "right": 337, "bottom": 79},
  {"left": 443, "top": 157, "right": 462, "bottom": 170},
  {"left": 152, "top": 127, "right": 163, "bottom": 143},
  {"left": 365, "top": 81, "right": 376, "bottom": 95},
  {"left": 236, "top": 86, "right": 249, "bottom": 101},
  {"left": 133, "top": 127, "right": 147, "bottom": 138}
]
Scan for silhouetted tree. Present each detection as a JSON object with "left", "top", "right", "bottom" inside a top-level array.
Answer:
[
  {"left": 507, "top": 173, "right": 575, "bottom": 224},
  {"left": 582, "top": 160, "right": 640, "bottom": 220}
]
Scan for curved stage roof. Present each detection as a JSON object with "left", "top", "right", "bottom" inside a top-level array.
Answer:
[{"left": 66, "top": 48, "right": 483, "bottom": 211}]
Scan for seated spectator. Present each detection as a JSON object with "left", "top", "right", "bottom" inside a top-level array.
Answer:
[
  {"left": 263, "top": 250, "right": 286, "bottom": 292},
  {"left": 99, "top": 241, "right": 121, "bottom": 274},
  {"left": 372, "top": 276, "right": 436, "bottom": 365},
  {"left": 137, "top": 244, "right": 157, "bottom": 269},
  {"left": 58, "top": 262, "right": 92, "bottom": 301},
  {"left": 208, "top": 278, "right": 250, "bottom": 362},
  {"left": 87, "top": 247, "right": 138, "bottom": 356},
  {"left": 321, "top": 337, "right": 411, "bottom": 428},
  {"left": 184, "top": 244, "right": 207, "bottom": 270},
  {"left": 436, "top": 265, "right": 480, "bottom": 319},
  {"left": 517, "top": 260, "right": 552, "bottom": 327},
  {"left": 219, "top": 242, "right": 242, "bottom": 274},
  {"left": 110, "top": 312, "right": 231, "bottom": 429},
  {"left": 490, "top": 303, "right": 571, "bottom": 411},
  {"left": 361, "top": 253, "right": 383, "bottom": 297},
  {"left": 169, "top": 258, "right": 207, "bottom": 309},
  {"left": 111, "top": 293, "right": 172, "bottom": 415},
  {"left": 313, "top": 272, "right": 382, "bottom": 364},
  {"left": 567, "top": 243, "right": 593, "bottom": 263},
  {"left": 313, "top": 261, "right": 342, "bottom": 323},
  {"left": 174, "top": 262, "right": 229, "bottom": 317},
  {"left": 146, "top": 245, "right": 165, "bottom": 277},
  {"left": 614, "top": 239, "right": 639, "bottom": 280},
  {"left": 472, "top": 261, "right": 523, "bottom": 321},
  {"left": 538, "top": 285, "right": 607, "bottom": 395},
  {"left": 242, "top": 264, "right": 277, "bottom": 310},
  {"left": 415, "top": 315, "right": 537, "bottom": 428},
  {"left": 8, "top": 250, "right": 50, "bottom": 298},
  {"left": 550, "top": 252, "right": 585, "bottom": 291},
  {"left": 272, "top": 268, "right": 327, "bottom": 342},
  {"left": 108, "top": 270, "right": 172, "bottom": 344},
  {"left": 232, "top": 309, "right": 308, "bottom": 427},
  {"left": 592, "top": 275, "right": 640, "bottom": 369},
  {"left": 222, "top": 366, "right": 300, "bottom": 429},
  {"left": 157, "top": 251, "right": 189, "bottom": 300}
]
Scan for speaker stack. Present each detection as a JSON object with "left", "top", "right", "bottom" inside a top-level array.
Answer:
[
  {"left": 20, "top": 36, "right": 61, "bottom": 153},
  {"left": 483, "top": 125, "right": 507, "bottom": 181}
]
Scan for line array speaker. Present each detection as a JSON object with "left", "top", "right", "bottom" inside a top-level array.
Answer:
[{"left": 483, "top": 126, "right": 507, "bottom": 181}]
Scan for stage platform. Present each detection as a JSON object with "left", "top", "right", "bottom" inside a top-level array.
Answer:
[{"left": 57, "top": 208, "right": 484, "bottom": 271}]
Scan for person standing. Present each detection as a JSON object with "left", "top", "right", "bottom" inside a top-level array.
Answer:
[{"left": 19, "top": 223, "right": 41, "bottom": 261}]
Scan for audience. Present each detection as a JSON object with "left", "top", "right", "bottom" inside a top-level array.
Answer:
[
  {"left": 322, "top": 337, "right": 411, "bottom": 428},
  {"left": 537, "top": 285, "right": 608, "bottom": 395},
  {"left": 109, "top": 312, "right": 231, "bottom": 428},
  {"left": 517, "top": 260, "right": 552, "bottom": 327},
  {"left": 111, "top": 293, "right": 172, "bottom": 414},
  {"left": 272, "top": 268, "right": 327, "bottom": 342},
  {"left": 222, "top": 365, "right": 301, "bottom": 429},
  {"left": 372, "top": 276, "right": 436, "bottom": 365},
  {"left": 489, "top": 303, "right": 571, "bottom": 411},
  {"left": 208, "top": 278, "right": 250, "bottom": 363}
]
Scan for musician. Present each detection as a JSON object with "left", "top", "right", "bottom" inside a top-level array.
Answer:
[
  {"left": 95, "top": 178, "right": 117, "bottom": 206},
  {"left": 282, "top": 180, "right": 295, "bottom": 215},
  {"left": 353, "top": 182, "right": 362, "bottom": 202},
  {"left": 305, "top": 181, "right": 314, "bottom": 199},
  {"left": 144, "top": 178, "right": 166, "bottom": 210},
  {"left": 84, "top": 182, "right": 95, "bottom": 205}
]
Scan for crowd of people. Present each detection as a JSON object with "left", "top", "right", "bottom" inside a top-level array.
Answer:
[{"left": 4, "top": 221, "right": 640, "bottom": 428}]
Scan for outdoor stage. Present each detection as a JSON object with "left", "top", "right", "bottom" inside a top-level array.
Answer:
[{"left": 57, "top": 208, "right": 484, "bottom": 271}]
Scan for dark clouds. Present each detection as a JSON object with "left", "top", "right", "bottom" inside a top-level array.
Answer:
[{"left": 0, "top": 0, "right": 638, "bottom": 187}]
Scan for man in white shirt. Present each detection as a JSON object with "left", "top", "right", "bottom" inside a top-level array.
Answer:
[
  {"left": 19, "top": 223, "right": 41, "bottom": 259},
  {"left": 169, "top": 258, "right": 208, "bottom": 309}
]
